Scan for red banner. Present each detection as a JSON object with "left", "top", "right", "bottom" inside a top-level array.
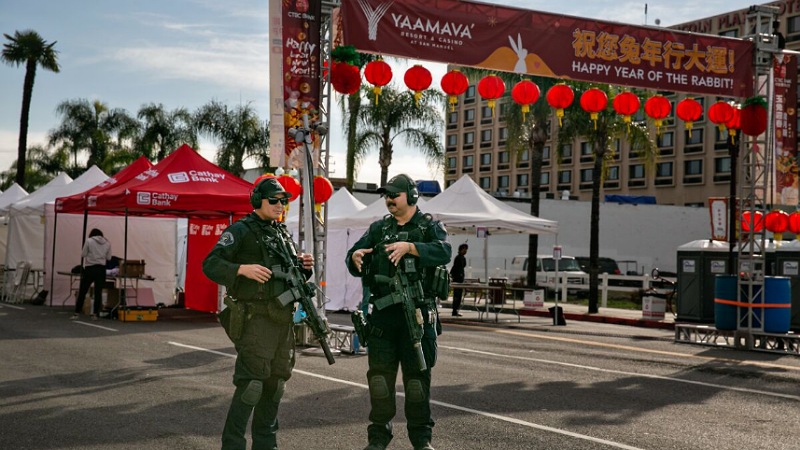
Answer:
[
  {"left": 340, "top": 0, "right": 754, "bottom": 97},
  {"left": 185, "top": 218, "right": 230, "bottom": 313},
  {"left": 773, "top": 53, "right": 799, "bottom": 206}
]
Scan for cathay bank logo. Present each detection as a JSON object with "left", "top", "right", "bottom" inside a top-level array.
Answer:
[
  {"left": 137, "top": 192, "right": 151, "bottom": 205},
  {"left": 168, "top": 172, "right": 190, "bottom": 183},
  {"left": 358, "top": 0, "right": 393, "bottom": 40}
]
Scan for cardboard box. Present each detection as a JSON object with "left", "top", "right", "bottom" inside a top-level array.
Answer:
[
  {"left": 118, "top": 307, "right": 158, "bottom": 322},
  {"left": 642, "top": 296, "right": 666, "bottom": 320},
  {"left": 120, "top": 260, "right": 146, "bottom": 277}
]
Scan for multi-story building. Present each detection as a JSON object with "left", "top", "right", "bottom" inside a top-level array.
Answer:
[{"left": 444, "top": 2, "right": 797, "bottom": 206}]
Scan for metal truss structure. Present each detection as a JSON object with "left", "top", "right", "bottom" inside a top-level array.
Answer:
[{"left": 675, "top": 324, "right": 800, "bottom": 356}]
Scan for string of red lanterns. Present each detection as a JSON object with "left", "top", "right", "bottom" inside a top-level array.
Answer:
[{"left": 328, "top": 61, "right": 766, "bottom": 140}]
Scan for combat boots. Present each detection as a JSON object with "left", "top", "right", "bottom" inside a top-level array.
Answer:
[{"left": 414, "top": 443, "right": 435, "bottom": 450}]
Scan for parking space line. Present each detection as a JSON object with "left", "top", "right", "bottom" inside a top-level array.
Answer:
[
  {"left": 168, "top": 341, "right": 645, "bottom": 450},
  {"left": 73, "top": 321, "right": 118, "bottom": 332},
  {"left": 0, "top": 303, "right": 25, "bottom": 310}
]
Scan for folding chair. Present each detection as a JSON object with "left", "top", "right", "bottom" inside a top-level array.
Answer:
[{"left": 8, "top": 261, "right": 31, "bottom": 304}]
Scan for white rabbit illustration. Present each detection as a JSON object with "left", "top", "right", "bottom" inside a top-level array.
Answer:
[{"left": 509, "top": 33, "right": 528, "bottom": 73}]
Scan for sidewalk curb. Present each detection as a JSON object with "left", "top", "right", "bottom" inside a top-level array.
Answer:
[{"left": 517, "top": 308, "right": 675, "bottom": 330}]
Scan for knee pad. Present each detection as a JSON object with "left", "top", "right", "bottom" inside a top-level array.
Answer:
[
  {"left": 405, "top": 379, "right": 426, "bottom": 403},
  {"left": 368, "top": 375, "right": 391, "bottom": 400},
  {"left": 271, "top": 379, "right": 286, "bottom": 403},
  {"left": 241, "top": 380, "right": 263, "bottom": 406}
]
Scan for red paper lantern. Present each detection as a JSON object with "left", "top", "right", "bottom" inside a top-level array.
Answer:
[
  {"left": 740, "top": 96, "right": 768, "bottom": 137},
  {"left": 330, "top": 62, "right": 361, "bottom": 95},
  {"left": 440, "top": 69, "right": 469, "bottom": 111},
  {"left": 546, "top": 83, "right": 574, "bottom": 126},
  {"left": 676, "top": 98, "right": 703, "bottom": 137},
  {"left": 766, "top": 210, "right": 790, "bottom": 241},
  {"left": 612, "top": 91, "right": 640, "bottom": 123},
  {"left": 725, "top": 106, "right": 741, "bottom": 140},
  {"left": 580, "top": 88, "right": 608, "bottom": 128},
  {"left": 644, "top": 95, "right": 671, "bottom": 133},
  {"left": 253, "top": 173, "right": 275, "bottom": 186},
  {"left": 313, "top": 176, "right": 334, "bottom": 204},
  {"left": 276, "top": 174, "right": 302, "bottom": 202},
  {"left": 741, "top": 210, "right": 765, "bottom": 233},
  {"left": 708, "top": 101, "right": 734, "bottom": 132},
  {"left": 403, "top": 65, "right": 432, "bottom": 105},
  {"left": 364, "top": 59, "right": 392, "bottom": 103},
  {"left": 789, "top": 211, "right": 800, "bottom": 235},
  {"left": 511, "top": 80, "right": 540, "bottom": 121},
  {"left": 477, "top": 74, "right": 505, "bottom": 116}
]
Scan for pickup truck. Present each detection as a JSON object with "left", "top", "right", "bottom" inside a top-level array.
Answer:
[{"left": 506, "top": 255, "right": 589, "bottom": 293}]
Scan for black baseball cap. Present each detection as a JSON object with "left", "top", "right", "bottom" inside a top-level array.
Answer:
[
  {"left": 377, "top": 174, "right": 415, "bottom": 194},
  {"left": 256, "top": 177, "right": 288, "bottom": 198}
]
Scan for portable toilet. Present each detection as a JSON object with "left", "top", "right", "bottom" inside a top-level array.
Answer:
[
  {"left": 676, "top": 240, "right": 736, "bottom": 322},
  {"left": 775, "top": 239, "right": 800, "bottom": 330}
]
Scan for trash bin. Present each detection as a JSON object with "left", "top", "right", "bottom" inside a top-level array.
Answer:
[
  {"left": 488, "top": 277, "right": 507, "bottom": 304},
  {"left": 775, "top": 240, "right": 800, "bottom": 330},
  {"left": 548, "top": 306, "right": 566, "bottom": 325}
]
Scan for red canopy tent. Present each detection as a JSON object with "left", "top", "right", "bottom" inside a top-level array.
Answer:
[
  {"left": 56, "top": 156, "right": 154, "bottom": 214},
  {"left": 52, "top": 145, "right": 255, "bottom": 312}
]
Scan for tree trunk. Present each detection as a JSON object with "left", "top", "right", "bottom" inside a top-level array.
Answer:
[
  {"left": 526, "top": 139, "right": 545, "bottom": 288},
  {"left": 588, "top": 136, "right": 606, "bottom": 314},
  {"left": 345, "top": 92, "right": 360, "bottom": 190},
  {"left": 16, "top": 60, "right": 37, "bottom": 187}
]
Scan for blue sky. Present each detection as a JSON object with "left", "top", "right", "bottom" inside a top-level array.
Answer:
[{"left": 0, "top": 0, "right": 757, "bottom": 184}]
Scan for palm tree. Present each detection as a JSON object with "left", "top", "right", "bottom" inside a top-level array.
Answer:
[
  {"left": 0, "top": 144, "right": 69, "bottom": 190},
  {"left": 2, "top": 30, "right": 60, "bottom": 186},
  {"left": 459, "top": 68, "right": 558, "bottom": 288},
  {"left": 194, "top": 101, "right": 269, "bottom": 176},
  {"left": 353, "top": 85, "right": 445, "bottom": 185},
  {"left": 48, "top": 99, "right": 138, "bottom": 173},
  {"left": 556, "top": 84, "right": 657, "bottom": 313},
  {"left": 137, "top": 103, "right": 198, "bottom": 161}
]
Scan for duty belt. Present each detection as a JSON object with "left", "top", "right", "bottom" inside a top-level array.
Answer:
[
  {"left": 240, "top": 300, "right": 271, "bottom": 315},
  {"left": 372, "top": 284, "right": 426, "bottom": 310}
]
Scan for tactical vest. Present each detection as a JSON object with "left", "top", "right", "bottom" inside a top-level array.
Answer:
[
  {"left": 367, "top": 213, "right": 436, "bottom": 299},
  {"left": 232, "top": 216, "right": 297, "bottom": 300}
]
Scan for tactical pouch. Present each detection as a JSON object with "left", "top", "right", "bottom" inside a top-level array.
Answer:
[
  {"left": 219, "top": 295, "right": 245, "bottom": 342},
  {"left": 351, "top": 310, "right": 370, "bottom": 347},
  {"left": 431, "top": 265, "right": 451, "bottom": 300}
]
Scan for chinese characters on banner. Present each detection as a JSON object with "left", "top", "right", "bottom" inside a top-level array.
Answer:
[
  {"left": 340, "top": 0, "right": 754, "bottom": 97},
  {"left": 269, "top": 0, "right": 322, "bottom": 168},
  {"left": 708, "top": 197, "right": 728, "bottom": 241},
  {"left": 773, "top": 54, "right": 799, "bottom": 207}
]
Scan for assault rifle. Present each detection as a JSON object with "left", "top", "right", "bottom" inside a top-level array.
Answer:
[
  {"left": 374, "top": 272, "right": 427, "bottom": 372},
  {"left": 271, "top": 266, "right": 336, "bottom": 365}
]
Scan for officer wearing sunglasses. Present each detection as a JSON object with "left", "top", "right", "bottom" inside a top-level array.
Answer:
[{"left": 203, "top": 176, "right": 314, "bottom": 450}]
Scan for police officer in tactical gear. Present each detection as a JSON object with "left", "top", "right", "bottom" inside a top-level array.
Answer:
[
  {"left": 346, "top": 174, "right": 452, "bottom": 450},
  {"left": 203, "top": 177, "right": 314, "bottom": 450}
]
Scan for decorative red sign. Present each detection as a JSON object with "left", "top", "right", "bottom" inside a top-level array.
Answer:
[{"left": 339, "top": 0, "right": 754, "bottom": 97}]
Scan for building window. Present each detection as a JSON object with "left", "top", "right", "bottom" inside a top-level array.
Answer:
[
  {"left": 499, "top": 151, "right": 510, "bottom": 163},
  {"left": 719, "top": 29, "right": 738, "bottom": 38},
  {"left": 519, "top": 149, "right": 530, "bottom": 162},
  {"left": 628, "top": 164, "right": 646, "bottom": 188},
  {"left": 685, "top": 128, "right": 704, "bottom": 145},
  {"left": 499, "top": 102, "right": 509, "bottom": 120},
  {"left": 607, "top": 166, "right": 619, "bottom": 180},
  {"left": 788, "top": 15, "right": 800, "bottom": 34},
  {"left": 463, "top": 155, "right": 474, "bottom": 168},
  {"left": 481, "top": 129, "right": 492, "bottom": 144},
  {"left": 464, "top": 132, "right": 474, "bottom": 147},
  {"left": 447, "top": 157, "right": 456, "bottom": 169},
  {"left": 580, "top": 141, "right": 593, "bottom": 156},
  {"left": 540, "top": 172, "right": 550, "bottom": 185},
  {"left": 464, "top": 108, "right": 475, "bottom": 126},
  {"left": 447, "top": 134, "right": 457, "bottom": 147},
  {"left": 517, "top": 173, "right": 529, "bottom": 186},
  {"left": 497, "top": 175, "right": 510, "bottom": 191},
  {"left": 499, "top": 127, "right": 508, "bottom": 143},
  {"left": 448, "top": 111, "right": 458, "bottom": 125},
  {"left": 656, "top": 162, "right": 673, "bottom": 177},
  {"left": 542, "top": 146, "right": 551, "bottom": 160},
  {"left": 580, "top": 168, "right": 592, "bottom": 182},
  {"left": 714, "top": 156, "right": 731, "bottom": 182},
  {"left": 558, "top": 170, "right": 571, "bottom": 184},
  {"left": 684, "top": 159, "right": 703, "bottom": 184},
  {"left": 481, "top": 106, "right": 492, "bottom": 120},
  {"left": 561, "top": 144, "right": 573, "bottom": 159},
  {"left": 465, "top": 85, "right": 476, "bottom": 103},
  {"left": 657, "top": 131, "right": 673, "bottom": 147},
  {"left": 479, "top": 176, "right": 491, "bottom": 189},
  {"left": 480, "top": 153, "right": 492, "bottom": 166}
]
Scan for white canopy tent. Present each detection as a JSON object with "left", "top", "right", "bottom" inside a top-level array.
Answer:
[
  {"left": 286, "top": 188, "right": 367, "bottom": 310},
  {"left": 7, "top": 167, "right": 110, "bottom": 274},
  {"left": 423, "top": 175, "right": 559, "bottom": 281},
  {"left": 0, "top": 183, "right": 29, "bottom": 266}
]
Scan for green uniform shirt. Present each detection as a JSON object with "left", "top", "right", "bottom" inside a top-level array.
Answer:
[
  {"left": 203, "top": 212, "right": 309, "bottom": 300},
  {"left": 346, "top": 208, "right": 451, "bottom": 299}
]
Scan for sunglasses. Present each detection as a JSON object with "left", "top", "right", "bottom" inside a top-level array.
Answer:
[
  {"left": 382, "top": 192, "right": 400, "bottom": 199},
  {"left": 267, "top": 197, "right": 289, "bottom": 205}
]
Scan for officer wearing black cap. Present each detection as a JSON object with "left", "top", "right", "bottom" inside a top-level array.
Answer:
[
  {"left": 346, "top": 174, "right": 451, "bottom": 450},
  {"left": 203, "top": 176, "right": 314, "bottom": 450}
]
